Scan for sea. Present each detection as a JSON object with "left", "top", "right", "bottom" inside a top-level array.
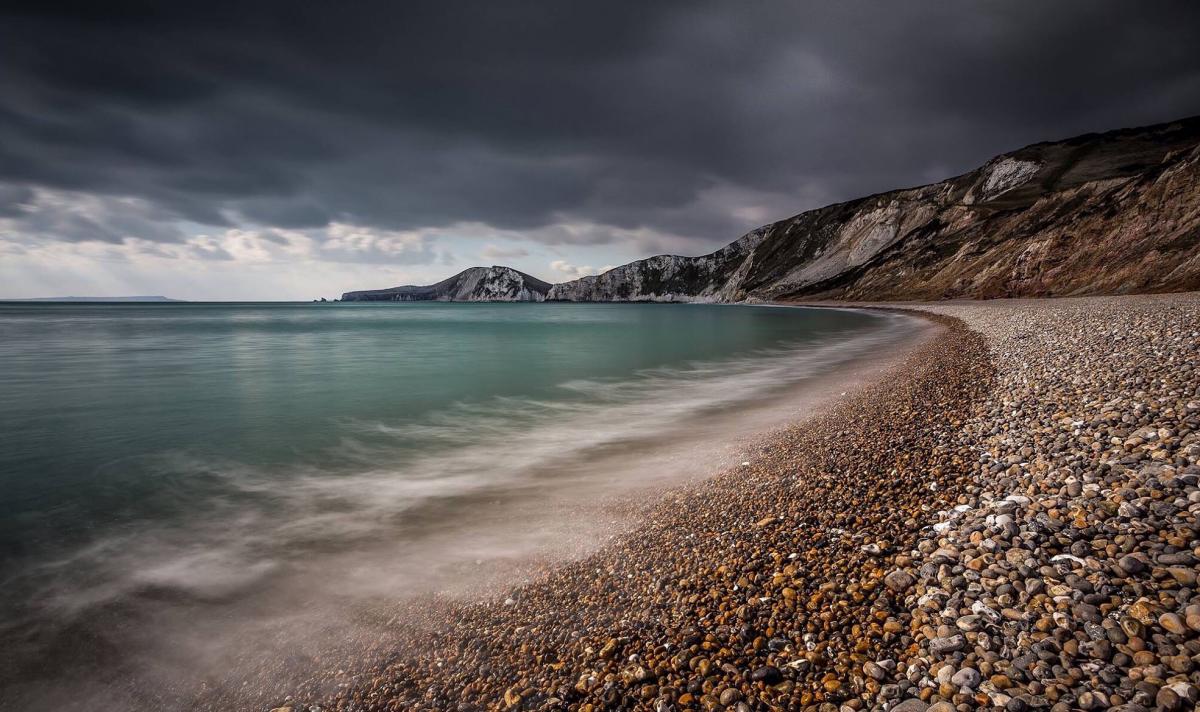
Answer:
[{"left": 0, "top": 301, "right": 923, "bottom": 710}]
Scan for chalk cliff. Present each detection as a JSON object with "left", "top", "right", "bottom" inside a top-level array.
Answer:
[
  {"left": 548, "top": 116, "right": 1200, "bottom": 301},
  {"left": 340, "top": 266, "right": 551, "bottom": 302},
  {"left": 343, "top": 116, "right": 1200, "bottom": 303}
]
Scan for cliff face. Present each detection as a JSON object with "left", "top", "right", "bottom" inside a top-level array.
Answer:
[
  {"left": 545, "top": 228, "right": 770, "bottom": 302},
  {"left": 341, "top": 117, "right": 1200, "bottom": 304},
  {"left": 340, "top": 266, "right": 551, "bottom": 302},
  {"left": 549, "top": 116, "right": 1200, "bottom": 302}
]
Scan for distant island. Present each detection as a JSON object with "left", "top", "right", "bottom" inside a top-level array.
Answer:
[{"left": 8, "top": 296, "right": 183, "bottom": 302}]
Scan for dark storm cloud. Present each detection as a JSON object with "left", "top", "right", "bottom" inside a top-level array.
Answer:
[
  {"left": 0, "top": 184, "right": 34, "bottom": 217},
  {"left": 1, "top": 0, "right": 1199, "bottom": 248}
]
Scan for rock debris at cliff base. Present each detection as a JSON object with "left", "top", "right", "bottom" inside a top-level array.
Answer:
[{"left": 262, "top": 293, "right": 1199, "bottom": 712}]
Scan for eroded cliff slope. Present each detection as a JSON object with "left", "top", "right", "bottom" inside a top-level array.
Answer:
[
  {"left": 549, "top": 116, "right": 1200, "bottom": 301},
  {"left": 341, "top": 266, "right": 551, "bottom": 302}
]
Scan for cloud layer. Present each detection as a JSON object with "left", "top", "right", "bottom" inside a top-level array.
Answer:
[{"left": 2, "top": 1, "right": 1199, "bottom": 297}]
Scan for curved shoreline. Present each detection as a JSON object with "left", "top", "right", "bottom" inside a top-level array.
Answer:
[
  {"left": 0, "top": 305, "right": 918, "bottom": 712},
  {"left": 254, "top": 308, "right": 992, "bottom": 711},
  {"left": 260, "top": 293, "right": 1199, "bottom": 712}
]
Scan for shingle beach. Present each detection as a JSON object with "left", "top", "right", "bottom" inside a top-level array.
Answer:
[{"left": 268, "top": 293, "right": 1200, "bottom": 712}]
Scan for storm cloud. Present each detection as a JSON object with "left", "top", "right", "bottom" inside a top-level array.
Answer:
[{"left": 2, "top": 1, "right": 1199, "bottom": 296}]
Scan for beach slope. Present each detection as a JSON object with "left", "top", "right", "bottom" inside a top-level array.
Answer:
[{"left": 267, "top": 293, "right": 1199, "bottom": 712}]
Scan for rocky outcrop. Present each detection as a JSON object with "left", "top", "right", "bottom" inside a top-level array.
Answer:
[
  {"left": 340, "top": 266, "right": 551, "bottom": 302},
  {"left": 546, "top": 227, "right": 770, "bottom": 302},
  {"left": 550, "top": 115, "right": 1200, "bottom": 301}
]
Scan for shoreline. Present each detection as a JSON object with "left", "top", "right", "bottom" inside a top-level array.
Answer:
[
  {"left": 265, "top": 293, "right": 1196, "bottom": 711},
  {"left": 258, "top": 308, "right": 992, "bottom": 711},
  {"left": 177, "top": 307, "right": 943, "bottom": 712},
  {"left": 0, "top": 305, "right": 930, "bottom": 712}
]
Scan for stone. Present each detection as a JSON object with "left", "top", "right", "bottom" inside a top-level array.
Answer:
[
  {"left": 1154, "top": 687, "right": 1181, "bottom": 711},
  {"left": 1158, "top": 612, "right": 1186, "bottom": 635},
  {"left": 863, "top": 661, "right": 887, "bottom": 681},
  {"left": 884, "top": 569, "right": 917, "bottom": 593},
  {"left": 951, "top": 667, "right": 981, "bottom": 690},
  {"left": 930, "top": 635, "right": 966, "bottom": 654},
  {"left": 1118, "top": 555, "right": 1146, "bottom": 574}
]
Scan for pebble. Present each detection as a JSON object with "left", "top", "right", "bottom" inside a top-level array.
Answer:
[
  {"left": 884, "top": 569, "right": 916, "bottom": 593},
  {"left": 749, "top": 665, "right": 781, "bottom": 684},
  {"left": 950, "top": 667, "right": 981, "bottom": 690},
  {"left": 863, "top": 661, "right": 887, "bottom": 681},
  {"left": 1160, "top": 612, "right": 1186, "bottom": 635},
  {"left": 930, "top": 635, "right": 966, "bottom": 654}
]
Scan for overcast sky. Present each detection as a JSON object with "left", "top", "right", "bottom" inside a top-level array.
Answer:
[{"left": 2, "top": 1, "right": 1199, "bottom": 299}]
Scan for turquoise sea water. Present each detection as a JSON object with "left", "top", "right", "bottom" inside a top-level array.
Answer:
[{"left": 0, "top": 301, "right": 911, "bottom": 710}]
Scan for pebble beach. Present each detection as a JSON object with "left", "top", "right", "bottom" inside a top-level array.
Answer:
[{"left": 268, "top": 293, "right": 1200, "bottom": 712}]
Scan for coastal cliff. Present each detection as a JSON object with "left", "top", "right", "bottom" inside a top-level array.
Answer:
[
  {"left": 341, "top": 116, "right": 1200, "bottom": 303},
  {"left": 545, "top": 227, "right": 771, "bottom": 303},
  {"left": 340, "top": 266, "right": 551, "bottom": 302},
  {"left": 548, "top": 116, "right": 1200, "bottom": 301}
]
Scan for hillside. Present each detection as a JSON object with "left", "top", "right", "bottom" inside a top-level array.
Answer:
[
  {"left": 340, "top": 266, "right": 551, "bottom": 302},
  {"left": 548, "top": 116, "right": 1200, "bottom": 301}
]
